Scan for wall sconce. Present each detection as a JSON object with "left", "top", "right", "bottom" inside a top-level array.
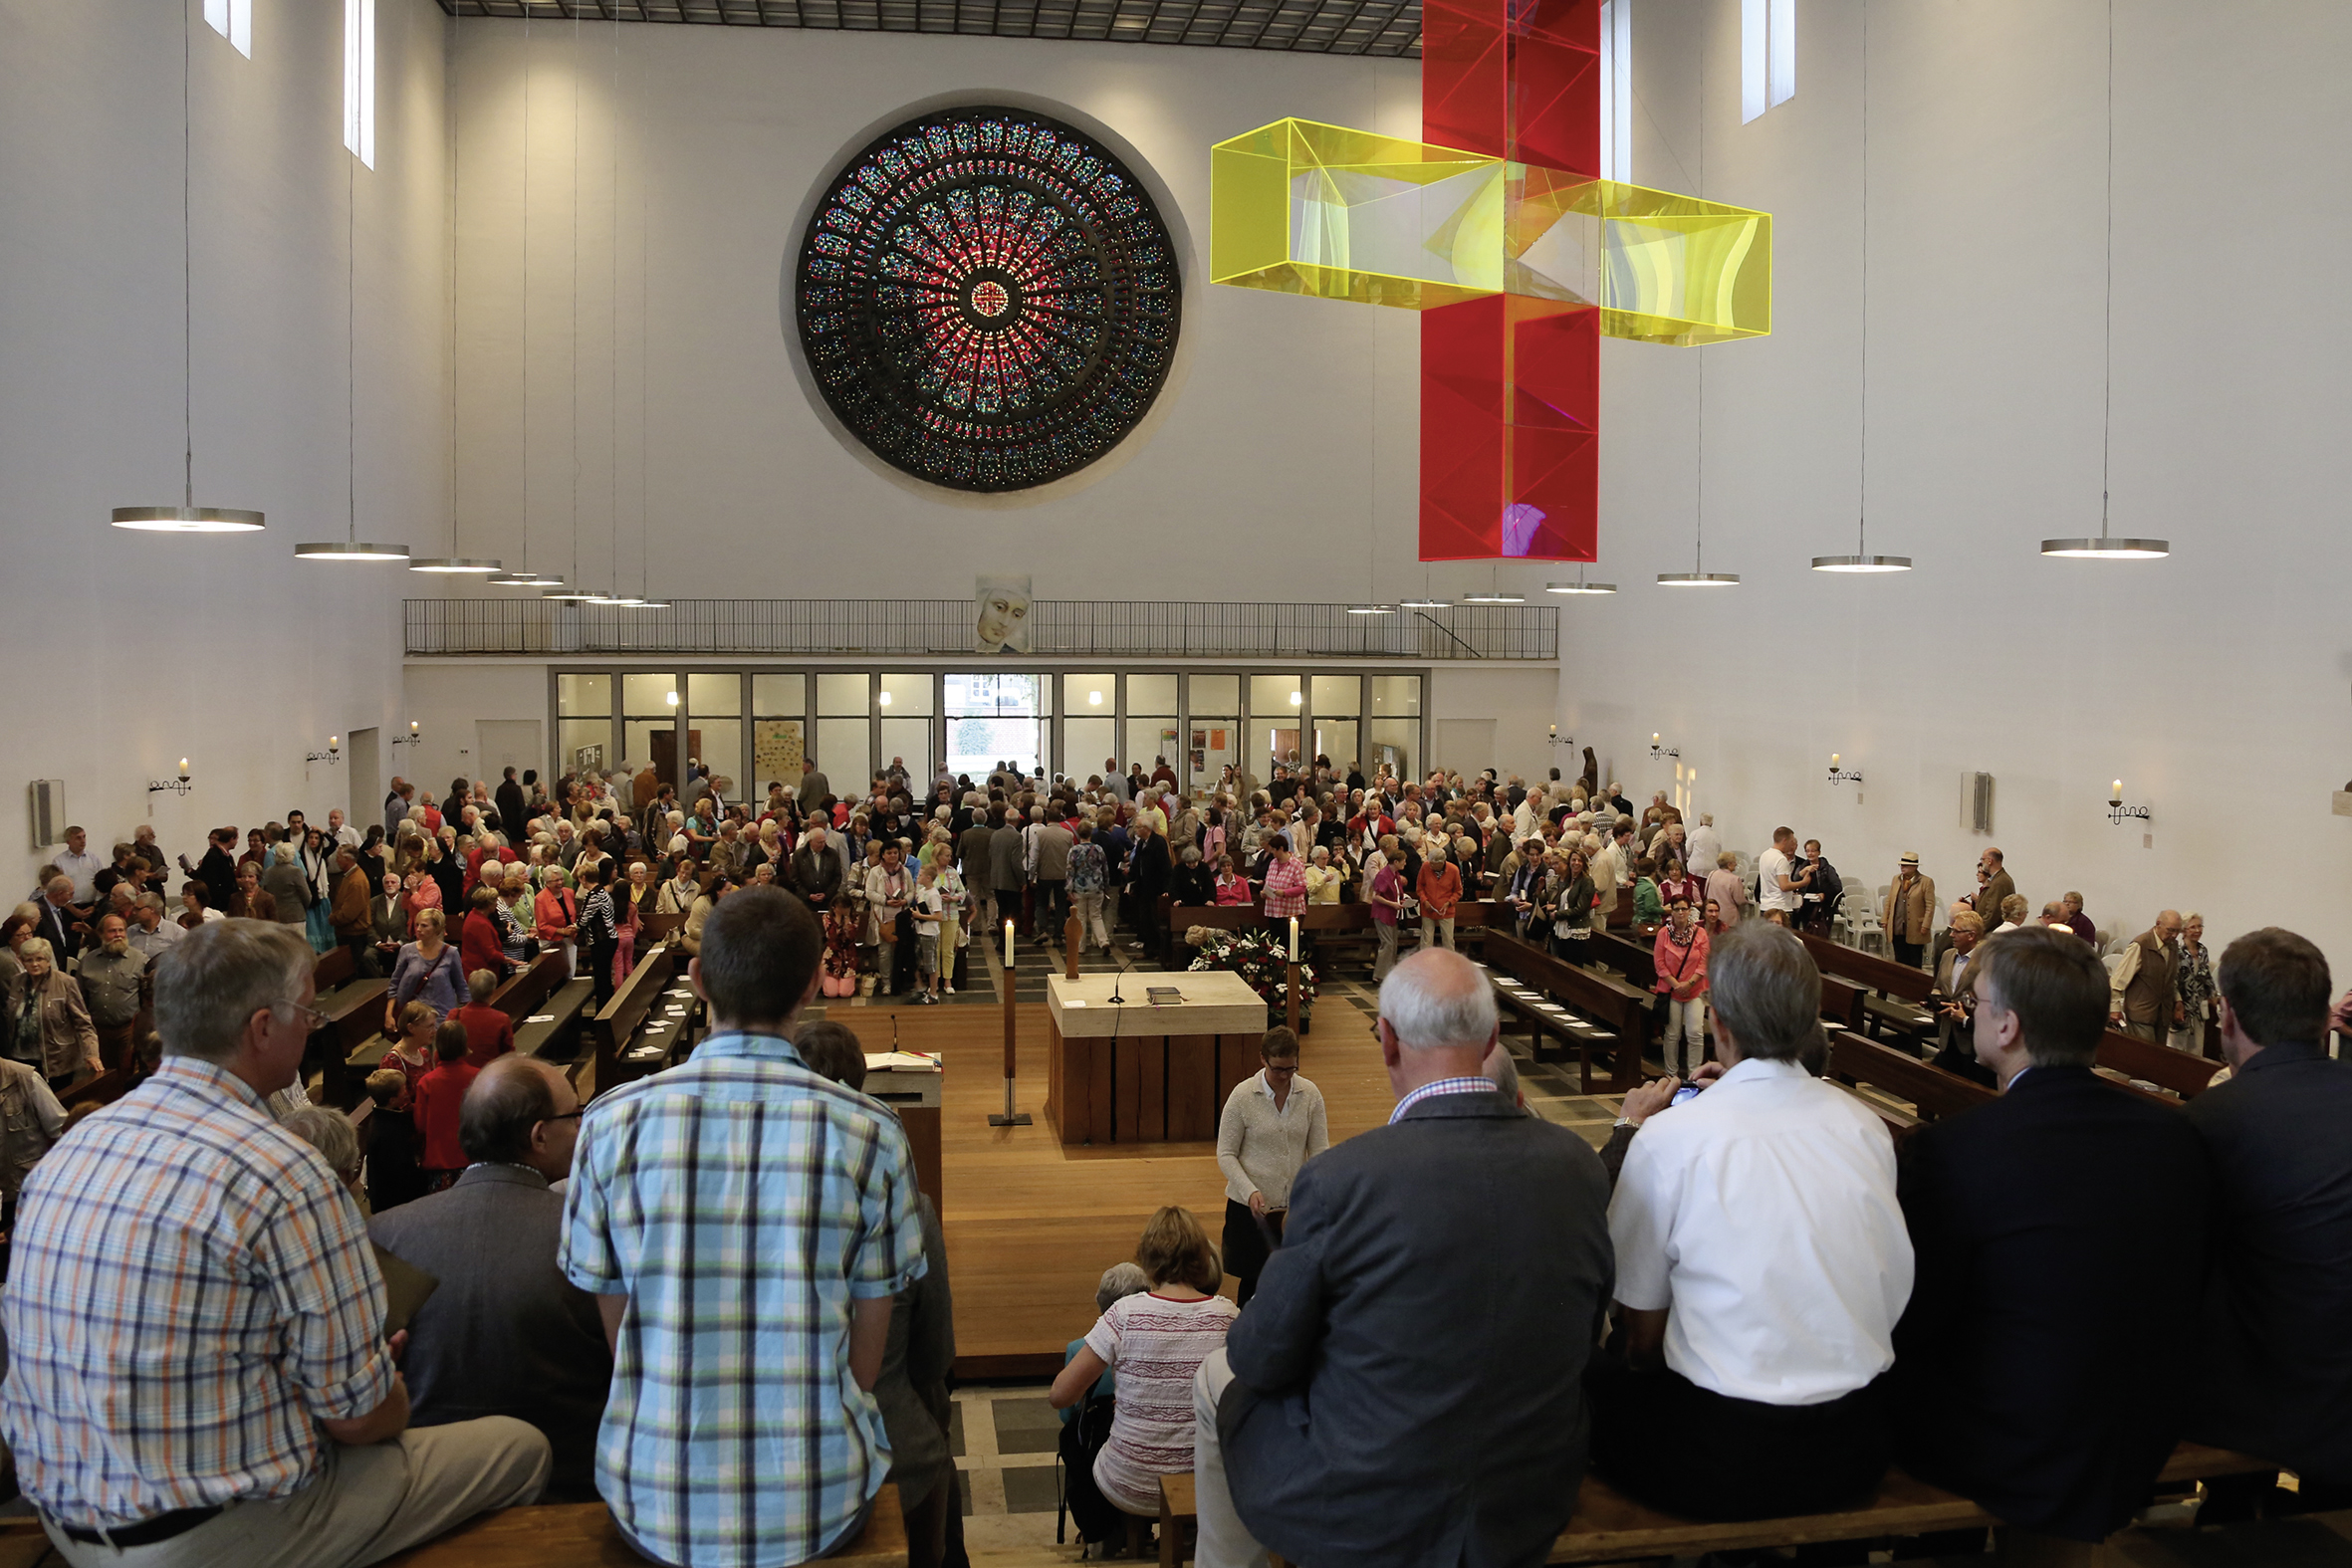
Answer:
[
  {"left": 149, "top": 759, "right": 194, "bottom": 796},
  {"left": 1826, "top": 753, "right": 1864, "bottom": 786},
  {"left": 306, "top": 735, "right": 343, "bottom": 766},
  {"left": 1547, "top": 724, "right": 1572, "bottom": 752},
  {"left": 1650, "top": 733, "right": 1679, "bottom": 761},
  {"left": 391, "top": 721, "right": 421, "bottom": 751},
  {"left": 2107, "top": 781, "right": 2151, "bottom": 826}
]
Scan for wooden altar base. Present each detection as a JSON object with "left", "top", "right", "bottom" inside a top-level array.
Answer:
[{"left": 836, "top": 996, "right": 1397, "bottom": 1375}]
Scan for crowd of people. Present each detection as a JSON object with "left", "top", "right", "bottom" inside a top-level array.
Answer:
[{"left": 0, "top": 750, "right": 2343, "bottom": 1568}]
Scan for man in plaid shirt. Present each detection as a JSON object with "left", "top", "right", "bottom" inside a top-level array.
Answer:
[
  {"left": 563, "top": 886, "right": 927, "bottom": 1568},
  {"left": 0, "top": 919, "right": 550, "bottom": 1567}
]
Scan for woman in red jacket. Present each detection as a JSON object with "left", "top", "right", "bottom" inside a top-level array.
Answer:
[
  {"left": 459, "top": 884, "right": 514, "bottom": 982},
  {"left": 1651, "top": 893, "right": 1711, "bottom": 1078}
]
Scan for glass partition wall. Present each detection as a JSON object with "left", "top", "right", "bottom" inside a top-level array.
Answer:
[{"left": 546, "top": 669, "right": 1427, "bottom": 803}]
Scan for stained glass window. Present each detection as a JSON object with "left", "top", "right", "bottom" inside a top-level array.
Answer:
[{"left": 796, "top": 108, "right": 1182, "bottom": 492}]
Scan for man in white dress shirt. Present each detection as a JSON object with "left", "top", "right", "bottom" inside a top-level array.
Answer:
[
  {"left": 1592, "top": 920, "right": 1914, "bottom": 1520},
  {"left": 1755, "top": 826, "right": 1810, "bottom": 928},
  {"left": 53, "top": 828, "right": 103, "bottom": 907}
]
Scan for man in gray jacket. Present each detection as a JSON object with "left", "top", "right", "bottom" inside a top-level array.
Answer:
[
  {"left": 1191, "top": 949, "right": 1614, "bottom": 1568},
  {"left": 370, "top": 1056, "right": 612, "bottom": 1500},
  {"left": 989, "top": 807, "right": 1028, "bottom": 943}
]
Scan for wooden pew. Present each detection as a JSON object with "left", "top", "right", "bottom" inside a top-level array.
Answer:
[
  {"left": 1482, "top": 932, "right": 1652, "bottom": 1093},
  {"left": 1827, "top": 1028, "right": 1995, "bottom": 1125},
  {"left": 2096, "top": 1027, "right": 2223, "bottom": 1100},
  {"left": 588, "top": 944, "right": 681, "bottom": 1099},
  {"left": 1818, "top": 975, "right": 1869, "bottom": 1034},
  {"left": 1588, "top": 928, "right": 1658, "bottom": 994},
  {"left": 490, "top": 949, "right": 571, "bottom": 1025},
  {"left": 1796, "top": 931, "right": 1937, "bottom": 1044},
  {"left": 375, "top": 1483, "right": 908, "bottom": 1567},
  {"left": 1159, "top": 1447, "right": 2273, "bottom": 1568},
  {"left": 61, "top": 1068, "right": 133, "bottom": 1111},
  {"left": 311, "top": 945, "right": 391, "bottom": 1108}
]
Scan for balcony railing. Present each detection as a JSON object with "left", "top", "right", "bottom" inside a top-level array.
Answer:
[{"left": 404, "top": 599, "right": 1558, "bottom": 661}]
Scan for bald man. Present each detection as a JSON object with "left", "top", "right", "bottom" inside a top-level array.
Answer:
[{"left": 2111, "top": 910, "right": 2185, "bottom": 1042}]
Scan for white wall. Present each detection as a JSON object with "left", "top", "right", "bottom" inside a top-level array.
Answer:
[
  {"left": 0, "top": 0, "right": 446, "bottom": 881},
  {"left": 438, "top": 21, "right": 1444, "bottom": 606},
  {"left": 1578, "top": 0, "right": 2352, "bottom": 970}
]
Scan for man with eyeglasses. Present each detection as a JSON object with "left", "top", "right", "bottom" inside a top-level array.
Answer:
[
  {"left": 1, "top": 919, "right": 551, "bottom": 1566},
  {"left": 371, "top": 1055, "right": 610, "bottom": 1501}
]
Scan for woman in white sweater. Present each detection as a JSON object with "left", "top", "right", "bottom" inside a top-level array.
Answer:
[{"left": 1214, "top": 1025, "right": 1330, "bottom": 1306}]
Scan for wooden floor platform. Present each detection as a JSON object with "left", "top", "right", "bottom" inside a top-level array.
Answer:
[{"left": 847, "top": 991, "right": 1395, "bottom": 1373}]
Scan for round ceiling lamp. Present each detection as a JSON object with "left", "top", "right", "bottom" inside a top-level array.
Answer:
[
  {"left": 541, "top": 586, "right": 596, "bottom": 601},
  {"left": 1345, "top": 603, "right": 1397, "bottom": 615},
  {"left": 1463, "top": 591, "right": 1525, "bottom": 604},
  {"left": 1398, "top": 596, "right": 1451, "bottom": 609},
  {"left": 2041, "top": 4, "right": 2166, "bottom": 564},
  {"left": 1545, "top": 570, "right": 1617, "bottom": 594},
  {"left": 1811, "top": 554, "right": 1913, "bottom": 572},
  {"left": 114, "top": 507, "right": 264, "bottom": 533},
  {"left": 115, "top": 5, "right": 264, "bottom": 537},
  {"left": 1657, "top": 571, "right": 1742, "bottom": 586},
  {"left": 295, "top": 541, "right": 410, "bottom": 561},
  {"left": 410, "top": 557, "right": 502, "bottom": 573},
  {"left": 2040, "top": 536, "right": 2169, "bottom": 559}
]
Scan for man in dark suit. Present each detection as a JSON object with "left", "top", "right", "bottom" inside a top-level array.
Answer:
[
  {"left": 1192, "top": 949, "right": 1614, "bottom": 1568},
  {"left": 1892, "top": 926, "right": 2213, "bottom": 1542},
  {"left": 2187, "top": 927, "right": 2352, "bottom": 1503},
  {"left": 1928, "top": 912, "right": 1996, "bottom": 1085},
  {"left": 370, "top": 1055, "right": 613, "bottom": 1500},
  {"left": 495, "top": 768, "right": 529, "bottom": 842}
]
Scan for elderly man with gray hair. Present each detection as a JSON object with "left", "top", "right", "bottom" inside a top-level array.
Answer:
[
  {"left": 1593, "top": 920, "right": 1913, "bottom": 1522},
  {"left": 1188, "top": 948, "right": 1613, "bottom": 1568},
  {"left": 0, "top": 919, "right": 550, "bottom": 1566}
]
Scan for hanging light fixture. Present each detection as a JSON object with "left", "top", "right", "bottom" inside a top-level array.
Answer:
[
  {"left": 1462, "top": 567, "right": 1524, "bottom": 604},
  {"left": 1545, "top": 568, "right": 1617, "bottom": 594},
  {"left": 298, "top": 86, "right": 407, "bottom": 563},
  {"left": 411, "top": 19, "right": 499, "bottom": 575},
  {"left": 1345, "top": 604, "right": 1397, "bottom": 615},
  {"left": 1398, "top": 595, "right": 1451, "bottom": 609},
  {"left": 114, "top": 2, "right": 264, "bottom": 534},
  {"left": 1814, "top": 7, "right": 1912, "bottom": 575},
  {"left": 1660, "top": 54, "right": 1738, "bottom": 589},
  {"left": 2043, "top": 0, "right": 2167, "bottom": 561}
]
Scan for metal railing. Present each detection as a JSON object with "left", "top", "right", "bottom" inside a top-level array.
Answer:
[{"left": 404, "top": 599, "right": 1558, "bottom": 661}]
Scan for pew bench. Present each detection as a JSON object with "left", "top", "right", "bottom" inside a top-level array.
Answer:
[
  {"left": 1828, "top": 1028, "right": 1996, "bottom": 1127},
  {"left": 375, "top": 1484, "right": 907, "bottom": 1567},
  {"left": 514, "top": 977, "right": 597, "bottom": 1061},
  {"left": 1154, "top": 1449, "right": 2271, "bottom": 1568},
  {"left": 588, "top": 943, "right": 683, "bottom": 1099},
  {"left": 1481, "top": 932, "right": 1651, "bottom": 1093},
  {"left": 2096, "top": 1026, "right": 2224, "bottom": 1100},
  {"left": 312, "top": 945, "right": 391, "bottom": 1108},
  {"left": 1796, "top": 931, "right": 1937, "bottom": 1046}
]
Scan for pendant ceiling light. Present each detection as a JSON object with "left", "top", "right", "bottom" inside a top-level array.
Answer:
[
  {"left": 1398, "top": 596, "right": 1451, "bottom": 609},
  {"left": 298, "top": 94, "right": 407, "bottom": 562},
  {"left": 114, "top": 2, "right": 264, "bottom": 534},
  {"left": 1814, "top": 7, "right": 1911, "bottom": 575},
  {"left": 1545, "top": 568, "right": 1617, "bottom": 594},
  {"left": 412, "top": 19, "right": 499, "bottom": 575},
  {"left": 2043, "top": 0, "right": 2167, "bottom": 560},
  {"left": 494, "top": 8, "right": 547, "bottom": 588},
  {"left": 1660, "top": 46, "right": 1738, "bottom": 589},
  {"left": 1345, "top": 604, "right": 1395, "bottom": 614}
]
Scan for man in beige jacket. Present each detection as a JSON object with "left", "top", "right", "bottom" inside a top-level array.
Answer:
[{"left": 1882, "top": 853, "right": 1937, "bottom": 969}]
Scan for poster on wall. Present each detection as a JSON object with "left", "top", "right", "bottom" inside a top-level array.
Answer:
[
  {"left": 574, "top": 744, "right": 604, "bottom": 775},
  {"left": 753, "top": 719, "right": 806, "bottom": 790},
  {"left": 975, "top": 575, "right": 1033, "bottom": 653}
]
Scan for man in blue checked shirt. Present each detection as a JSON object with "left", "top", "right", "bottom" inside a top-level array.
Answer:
[{"left": 562, "top": 886, "right": 928, "bottom": 1568}]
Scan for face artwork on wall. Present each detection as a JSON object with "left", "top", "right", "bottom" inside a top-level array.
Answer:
[
  {"left": 975, "top": 575, "right": 1034, "bottom": 653},
  {"left": 795, "top": 107, "right": 1181, "bottom": 493}
]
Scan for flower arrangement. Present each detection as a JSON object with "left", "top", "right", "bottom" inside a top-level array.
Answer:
[{"left": 1188, "top": 928, "right": 1318, "bottom": 1028}]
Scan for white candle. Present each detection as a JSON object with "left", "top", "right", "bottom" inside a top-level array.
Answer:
[
  {"left": 1830, "top": 753, "right": 1840, "bottom": 769},
  {"left": 1290, "top": 916, "right": 1299, "bottom": 962},
  {"left": 1005, "top": 918, "right": 1015, "bottom": 970}
]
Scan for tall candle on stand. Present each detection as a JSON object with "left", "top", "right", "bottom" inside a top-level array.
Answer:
[
  {"left": 1289, "top": 917, "right": 1299, "bottom": 962},
  {"left": 1005, "top": 918, "right": 1015, "bottom": 969}
]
